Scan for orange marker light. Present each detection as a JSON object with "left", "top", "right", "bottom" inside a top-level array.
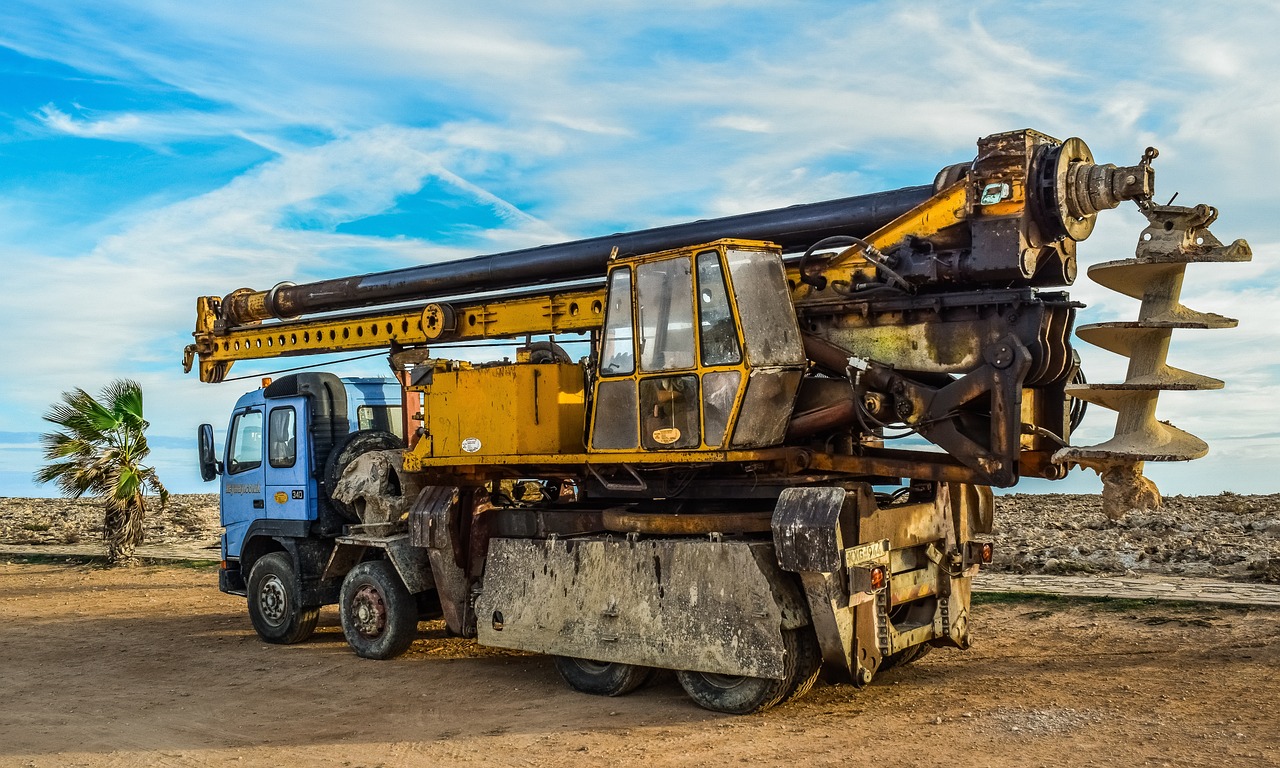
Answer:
[{"left": 869, "top": 565, "right": 887, "bottom": 591}]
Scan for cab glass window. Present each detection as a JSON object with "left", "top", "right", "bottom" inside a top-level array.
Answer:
[
  {"left": 268, "top": 407, "right": 296, "bottom": 469},
  {"left": 725, "top": 249, "right": 804, "bottom": 366},
  {"left": 637, "top": 256, "right": 695, "bottom": 372},
  {"left": 696, "top": 251, "right": 741, "bottom": 366},
  {"left": 227, "top": 410, "right": 263, "bottom": 475},
  {"left": 600, "top": 268, "right": 635, "bottom": 376},
  {"left": 639, "top": 375, "right": 700, "bottom": 450},
  {"left": 358, "top": 405, "right": 404, "bottom": 439}
]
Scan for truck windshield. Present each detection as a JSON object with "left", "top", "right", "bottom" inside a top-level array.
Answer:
[{"left": 227, "top": 409, "right": 263, "bottom": 475}]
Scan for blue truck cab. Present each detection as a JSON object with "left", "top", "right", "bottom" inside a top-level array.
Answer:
[{"left": 199, "top": 372, "right": 403, "bottom": 604}]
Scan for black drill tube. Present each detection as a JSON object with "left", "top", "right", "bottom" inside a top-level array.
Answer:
[{"left": 228, "top": 183, "right": 936, "bottom": 325}]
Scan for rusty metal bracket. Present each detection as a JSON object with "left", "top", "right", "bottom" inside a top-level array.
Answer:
[
  {"left": 1054, "top": 202, "right": 1251, "bottom": 517},
  {"left": 861, "top": 336, "right": 1032, "bottom": 486}
]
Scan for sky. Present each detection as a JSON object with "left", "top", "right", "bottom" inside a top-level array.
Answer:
[{"left": 0, "top": 1, "right": 1276, "bottom": 498}]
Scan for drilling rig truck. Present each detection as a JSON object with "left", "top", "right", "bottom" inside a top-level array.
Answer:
[{"left": 185, "top": 129, "right": 1249, "bottom": 714}]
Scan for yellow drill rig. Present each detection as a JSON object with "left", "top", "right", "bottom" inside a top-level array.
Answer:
[{"left": 185, "top": 129, "right": 1248, "bottom": 713}]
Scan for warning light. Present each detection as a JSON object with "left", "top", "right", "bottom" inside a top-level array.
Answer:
[{"left": 869, "top": 565, "right": 887, "bottom": 591}]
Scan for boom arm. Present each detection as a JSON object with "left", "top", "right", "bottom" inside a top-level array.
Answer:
[
  {"left": 186, "top": 129, "right": 1250, "bottom": 498},
  {"left": 185, "top": 129, "right": 1149, "bottom": 382}
]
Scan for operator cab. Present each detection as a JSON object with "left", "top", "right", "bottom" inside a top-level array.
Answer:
[{"left": 589, "top": 239, "right": 806, "bottom": 453}]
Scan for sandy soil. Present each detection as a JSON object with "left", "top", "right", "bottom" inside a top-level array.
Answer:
[{"left": 1, "top": 560, "right": 1276, "bottom": 768}]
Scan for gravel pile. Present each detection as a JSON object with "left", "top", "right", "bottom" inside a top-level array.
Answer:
[
  {"left": 992, "top": 493, "right": 1280, "bottom": 583},
  {"left": 0, "top": 494, "right": 220, "bottom": 550},
  {"left": 2, "top": 492, "right": 1278, "bottom": 582}
]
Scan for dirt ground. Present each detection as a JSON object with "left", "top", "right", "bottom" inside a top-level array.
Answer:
[{"left": 1, "top": 561, "right": 1276, "bottom": 767}]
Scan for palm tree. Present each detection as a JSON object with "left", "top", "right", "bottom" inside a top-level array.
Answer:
[{"left": 34, "top": 379, "right": 169, "bottom": 566}]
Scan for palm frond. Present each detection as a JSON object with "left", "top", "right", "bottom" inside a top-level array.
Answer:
[
  {"left": 35, "top": 378, "right": 167, "bottom": 567},
  {"left": 103, "top": 379, "right": 147, "bottom": 432}
]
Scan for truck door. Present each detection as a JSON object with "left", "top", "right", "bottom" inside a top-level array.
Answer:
[
  {"left": 221, "top": 407, "right": 265, "bottom": 558},
  {"left": 263, "top": 399, "right": 310, "bottom": 521}
]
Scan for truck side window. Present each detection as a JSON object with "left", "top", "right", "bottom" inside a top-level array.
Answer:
[
  {"left": 600, "top": 268, "right": 635, "bottom": 376},
  {"left": 358, "top": 405, "right": 405, "bottom": 439},
  {"left": 268, "top": 407, "right": 296, "bottom": 469},
  {"left": 724, "top": 249, "right": 804, "bottom": 366},
  {"left": 227, "top": 410, "right": 263, "bottom": 475}
]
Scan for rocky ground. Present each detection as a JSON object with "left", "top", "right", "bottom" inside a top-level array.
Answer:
[
  {"left": 992, "top": 493, "right": 1280, "bottom": 583},
  {"left": 0, "top": 494, "right": 222, "bottom": 551},
  {"left": 2, "top": 491, "right": 1278, "bottom": 582}
]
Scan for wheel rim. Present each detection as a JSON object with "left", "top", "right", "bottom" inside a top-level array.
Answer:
[
  {"left": 351, "top": 584, "right": 388, "bottom": 639},
  {"left": 257, "top": 574, "right": 289, "bottom": 628}
]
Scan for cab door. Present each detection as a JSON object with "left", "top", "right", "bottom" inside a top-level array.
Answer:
[
  {"left": 262, "top": 398, "right": 310, "bottom": 521},
  {"left": 221, "top": 407, "right": 265, "bottom": 558}
]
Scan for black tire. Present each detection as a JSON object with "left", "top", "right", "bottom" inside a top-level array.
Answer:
[
  {"left": 340, "top": 560, "right": 419, "bottom": 659},
  {"left": 246, "top": 552, "right": 319, "bottom": 645},
  {"left": 676, "top": 628, "right": 805, "bottom": 715},
  {"left": 323, "top": 430, "right": 403, "bottom": 521},
  {"left": 553, "top": 657, "right": 654, "bottom": 697},
  {"left": 780, "top": 626, "right": 823, "bottom": 704},
  {"left": 879, "top": 642, "right": 932, "bottom": 672}
]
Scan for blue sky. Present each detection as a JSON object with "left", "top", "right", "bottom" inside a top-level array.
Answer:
[{"left": 0, "top": 1, "right": 1276, "bottom": 497}]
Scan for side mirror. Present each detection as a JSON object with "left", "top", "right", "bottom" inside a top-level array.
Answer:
[{"left": 197, "top": 423, "right": 222, "bottom": 482}]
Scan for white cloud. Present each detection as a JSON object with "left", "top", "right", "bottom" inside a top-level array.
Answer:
[{"left": 0, "top": 0, "right": 1278, "bottom": 496}]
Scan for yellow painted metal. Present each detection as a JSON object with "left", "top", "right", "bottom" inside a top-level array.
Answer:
[
  {"left": 418, "top": 362, "right": 587, "bottom": 459},
  {"left": 186, "top": 287, "right": 605, "bottom": 382},
  {"left": 859, "top": 181, "right": 970, "bottom": 256},
  {"left": 403, "top": 445, "right": 799, "bottom": 472},
  {"left": 785, "top": 182, "right": 970, "bottom": 295},
  {"left": 433, "top": 289, "right": 605, "bottom": 340}
]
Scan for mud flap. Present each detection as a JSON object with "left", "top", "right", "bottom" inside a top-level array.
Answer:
[
  {"left": 475, "top": 538, "right": 808, "bottom": 679},
  {"left": 772, "top": 486, "right": 886, "bottom": 685},
  {"left": 409, "top": 486, "right": 474, "bottom": 636}
]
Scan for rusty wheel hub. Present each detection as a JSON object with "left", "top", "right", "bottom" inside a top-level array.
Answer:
[{"left": 350, "top": 585, "right": 389, "bottom": 639}]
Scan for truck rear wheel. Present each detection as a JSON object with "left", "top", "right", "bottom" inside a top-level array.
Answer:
[
  {"left": 340, "top": 560, "right": 419, "bottom": 659},
  {"left": 246, "top": 552, "right": 320, "bottom": 645},
  {"left": 781, "top": 626, "right": 822, "bottom": 703},
  {"left": 879, "top": 643, "right": 932, "bottom": 671},
  {"left": 676, "top": 628, "right": 815, "bottom": 714},
  {"left": 553, "top": 657, "right": 654, "bottom": 697}
]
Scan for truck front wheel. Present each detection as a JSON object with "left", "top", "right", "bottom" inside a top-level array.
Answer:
[
  {"left": 246, "top": 552, "right": 320, "bottom": 645},
  {"left": 340, "top": 560, "right": 419, "bottom": 659}
]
